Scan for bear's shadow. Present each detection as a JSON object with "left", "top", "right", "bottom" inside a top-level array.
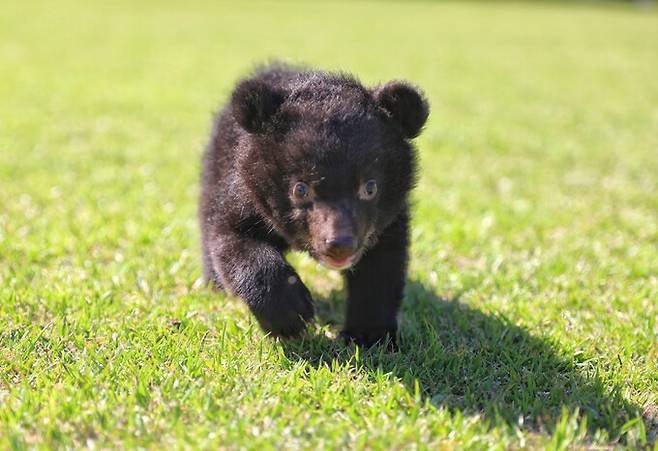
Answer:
[{"left": 281, "top": 280, "right": 647, "bottom": 443}]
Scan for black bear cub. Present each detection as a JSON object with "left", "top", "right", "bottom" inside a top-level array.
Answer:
[{"left": 199, "top": 63, "right": 429, "bottom": 347}]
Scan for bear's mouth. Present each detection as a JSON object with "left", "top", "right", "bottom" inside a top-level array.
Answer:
[
  {"left": 316, "top": 248, "right": 364, "bottom": 271},
  {"left": 321, "top": 255, "right": 354, "bottom": 270}
]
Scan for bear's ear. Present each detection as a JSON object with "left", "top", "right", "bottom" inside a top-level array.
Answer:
[
  {"left": 231, "top": 79, "right": 285, "bottom": 134},
  {"left": 373, "top": 81, "right": 429, "bottom": 139}
]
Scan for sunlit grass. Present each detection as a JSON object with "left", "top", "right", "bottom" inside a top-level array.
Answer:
[{"left": 1, "top": 0, "right": 657, "bottom": 448}]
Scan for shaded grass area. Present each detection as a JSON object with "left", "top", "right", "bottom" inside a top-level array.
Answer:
[
  {"left": 288, "top": 282, "right": 642, "bottom": 441},
  {"left": 1, "top": 0, "right": 657, "bottom": 448}
]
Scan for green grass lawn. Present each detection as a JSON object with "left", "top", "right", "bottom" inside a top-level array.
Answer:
[{"left": 1, "top": 0, "right": 657, "bottom": 448}]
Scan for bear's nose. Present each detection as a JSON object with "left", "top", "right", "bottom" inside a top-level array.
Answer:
[{"left": 325, "top": 236, "right": 356, "bottom": 261}]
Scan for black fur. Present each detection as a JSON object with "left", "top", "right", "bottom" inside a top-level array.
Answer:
[{"left": 199, "top": 63, "right": 429, "bottom": 347}]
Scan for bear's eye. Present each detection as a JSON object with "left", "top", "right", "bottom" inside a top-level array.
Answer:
[
  {"left": 359, "top": 179, "right": 378, "bottom": 200},
  {"left": 292, "top": 181, "right": 310, "bottom": 200}
]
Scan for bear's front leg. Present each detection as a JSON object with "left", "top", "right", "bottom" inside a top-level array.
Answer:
[
  {"left": 209, "top": 233, "right": 314, "bottom": 338},
  {"left": 341, "top": 212, "right": 409, "bottom": 348}
]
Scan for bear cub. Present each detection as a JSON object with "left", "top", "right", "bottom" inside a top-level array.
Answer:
[{"left": 199, "top": 63, "right": 429, "bottom": 347}]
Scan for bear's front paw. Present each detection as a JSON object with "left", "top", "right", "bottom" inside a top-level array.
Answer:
[
  {"left": 250, "top": 273, "right": 315, "bottom": 338},
  {"left": 339, "top": 327, "right": 398, "bottom": 351}
]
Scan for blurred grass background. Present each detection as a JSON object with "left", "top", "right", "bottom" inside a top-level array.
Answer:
[{"left": 1, "top": 0, "right": 657, "bottom": 448}]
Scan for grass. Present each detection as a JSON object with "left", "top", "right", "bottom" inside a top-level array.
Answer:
[{"left": 1, "top": 0, "right": 657, "bottom": 448}]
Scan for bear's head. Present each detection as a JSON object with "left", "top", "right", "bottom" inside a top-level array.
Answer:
[{"left": 232, "top": 71, "right": 429, "bottom": 270}]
